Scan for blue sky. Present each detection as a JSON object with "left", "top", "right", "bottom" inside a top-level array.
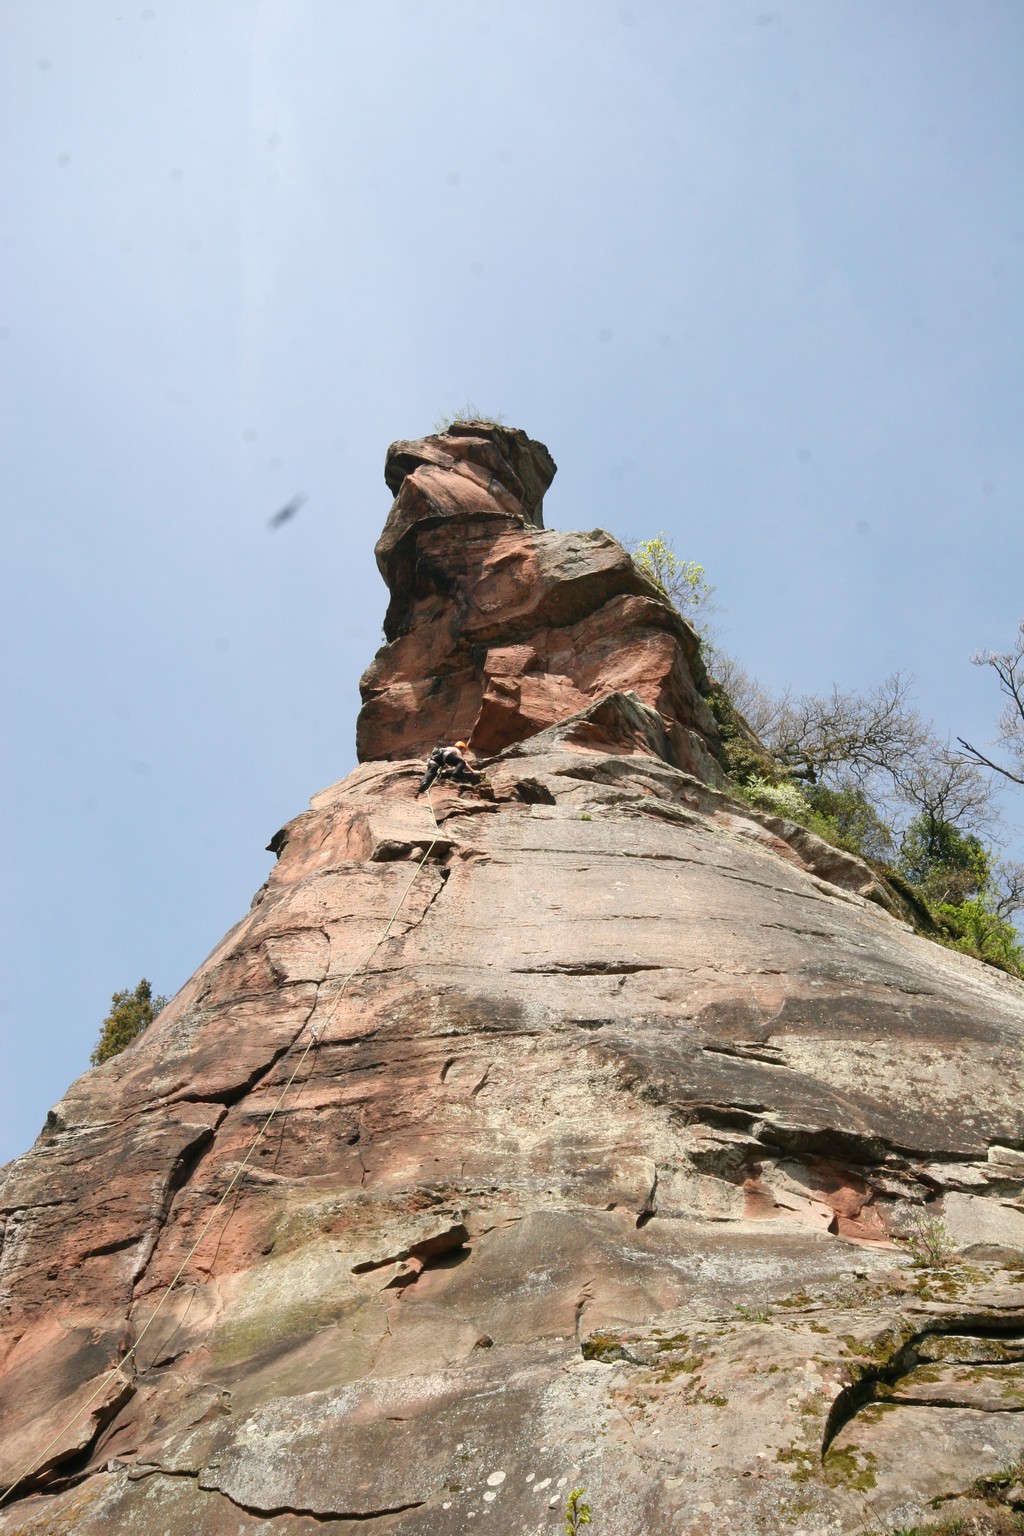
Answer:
[{"left": 2, "top": 0, "right": 1022, "bottom": 1165}]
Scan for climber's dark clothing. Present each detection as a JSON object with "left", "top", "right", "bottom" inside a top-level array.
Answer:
[{"left": 416, "top": 745, "right": 479, "bottom": 796}]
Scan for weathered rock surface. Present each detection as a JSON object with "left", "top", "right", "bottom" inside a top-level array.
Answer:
[
  {"left": 2, "top": 426, "right": 1024, "bottom": 1535},
  {"left": 357, "top": 422, "right": 722, "bottom": 780}
]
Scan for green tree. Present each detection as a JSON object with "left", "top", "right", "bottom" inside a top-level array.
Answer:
[
  {"left": 804, "top": 782, "right": 896, "bottom": 864},
  {"left": 935, "top": 898, "right": 1024, "bottom": 974},
  {"left": 629, "top": 533, "right": 714, "bottom": 625},
  {"left": 91, "top": 979, "right": 167, "bottom": 1066},
  {"left": 898, "top": 814, "right": 992, "bottom": 905}
]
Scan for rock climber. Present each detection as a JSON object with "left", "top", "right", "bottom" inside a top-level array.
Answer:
[{"left": 415, "top": 740, "right": 482, "bottom": 796}]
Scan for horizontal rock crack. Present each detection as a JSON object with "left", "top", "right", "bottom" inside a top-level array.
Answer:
[
  {"left": 130, "top": 1465, "right": 426, "bottom": 1523},
  {"left": 509, "top": 961, "right": 662, "bottom": 975}
]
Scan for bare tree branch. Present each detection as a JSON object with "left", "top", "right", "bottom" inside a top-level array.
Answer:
[
  {"left": 992, "top": 861, "right": 1024, "bottom": 920},
  {"left": 711, "top": 656, "right": 791, "bottom": 742},
  {"left": 956, "top": 736, "right": 1024, "bottom": 787},
  {"left": 960, "top": 619, "right": 1024, "bottom": 787},
  {"left": 894, "top": 745, "right": 999, "bottom": 837},
  {"left": 760, "top": 673, "right": 929, "bottom": 789}
]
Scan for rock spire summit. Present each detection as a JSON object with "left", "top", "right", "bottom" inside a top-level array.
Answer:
[{"left": 357, "top": 420, "right": 722, "bottom": 777}]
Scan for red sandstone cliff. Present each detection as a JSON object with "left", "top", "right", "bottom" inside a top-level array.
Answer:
[
  {"left": 1, "top": 425, "right": 1023, "bottom": 1536},
  {"left": 357, "top": 422, "right": 722, "bottom": 780}
]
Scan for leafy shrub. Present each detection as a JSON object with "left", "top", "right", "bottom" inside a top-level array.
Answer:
[
  {"left": 738, "top": 776, "right": 813, "bottom": 824},
  {"left": 804, "top": 783, "right": 895, "bottom": 863},
  {"left": 91, "top": 979, "right": 167, "bottom": 1065},
  {"left": 934, "top": 898, "right": 1024, "bottom": 975},
  {"left": 704, "top": 683, "right": 782, "bottom": 786},
  {"left": 896, "top": 1215, "right": 958, "bottom": 1268}
]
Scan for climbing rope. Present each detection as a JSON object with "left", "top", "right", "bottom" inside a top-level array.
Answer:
[{"left": 0, "top": 787, "right": 447, "bottom": 1512}]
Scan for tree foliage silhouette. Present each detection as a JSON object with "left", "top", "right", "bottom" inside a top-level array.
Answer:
[{"left": 91, "top": 979, "right": 167, "bottom": 1066}]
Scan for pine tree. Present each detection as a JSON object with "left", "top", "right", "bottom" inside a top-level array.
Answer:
[{"left": 90, "top": 979, "right": 167, "bottom": 1066}]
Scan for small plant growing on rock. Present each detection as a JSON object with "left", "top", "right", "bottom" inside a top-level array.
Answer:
[
  {"left": 564, "top": 1487, "right": 592, "bottom": 1533},
  {"left": 897, "top": 1215, "right": 958, "bottom": 1269},
  {"left": 972, "top": 1451, "right": 1024, "bottom": 1507},
  {"left": 434, "top": 404, "right": 506, "bottom": 432}
]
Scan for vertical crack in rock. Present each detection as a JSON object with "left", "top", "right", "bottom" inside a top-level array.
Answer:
[
  {"left": 636, "top": 1167, "right": 659, "bottom": 1228},
  {"left": 127, "top": 1117, "right": 227, "bottom": 1296},
  {"left": 300, "top": 928, "right": 332, "bottom": 1041},
  {"left": 390, "top": 866, "right": 451, "bottom": 939},
  {"left": 574, "top": 1281, "right": 594, "bottom": 1342},
  {"left": 130, "top": 964, "right": 332, "bottom": 1319},
  {"left": 469, "top": 1063, "right": 491, "bottom": 1098},
  {"left": 353, "top": 868, "right": 452, "bottom": 975}
]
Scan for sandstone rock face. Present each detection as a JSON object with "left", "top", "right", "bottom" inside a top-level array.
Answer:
[
  {"left": 357, "top": 422, "right": 722, "bottom": 781},
  {"left": 2, "top": 429, "right": 1024, "bottom": 1535}
]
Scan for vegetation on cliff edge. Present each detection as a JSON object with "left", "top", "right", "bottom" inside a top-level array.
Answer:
[
  {"left": 91, "top": 978, "right": 167, "bottom": 1065},
  {"left": 626, "top": 535, "right": 1024, "bottom": 977}
]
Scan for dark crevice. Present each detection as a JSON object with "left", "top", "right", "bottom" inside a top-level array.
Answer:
[
  {"left": 701, "top": 1042, "right": 788, "bottom": 1067},
  {"left": 887, "top": 1390, "right": 1024, "bottom": 1412},
  {"left": 132, "top": 990, "right": 324, "bottom": 1305},
  {"left": 399, "top": 867, "right": 451, "bottom": 933},
  {"left": 668, "top": 1101, "right": 950, "bottom": 1174},
  {"left": 167, "top": 977, "right": 325, "bottom": 1114},
  {"left": 208, "top": 1487, "right": 427, "bottom": 1524},
  {"left": 0, "top": 1195, "right": 73, "bottom": 1218},
  {"left": 715, "top": 868, "right": 840, "bottom": 904},
  {"left": 509, "top": 961, "right": 663, "bottom": 976},
  {"left": 513, "top": 778, "right": 557, "bottom": 804},
  {"left": 351, "top": 1223, "right": 471, "bottom": 1284},
  {"left": 574, "top": 1282, "right": 594, "bottom": 1342},
  {"left": 126, "top": 1119, "right": 227, "bottom": 1307},
  {"left": 76, "top": 1235, "right": 143, "bottom": 1262},
  {"left": 759, "top": 923, "right": 835, "bottom": 939},
  {"left": 674, "top": 1103, "right": 765, "bottom": 1134},
  {"left": 129, "top": 1464, "right": 426, "bottom": 1524},
  {"left": 469, "top": 1064, "right": 491, "bottom": 1098},
  {"left": 166, "top": 1043, "right": 297, "bottom": 1112},
  {"left": 636, "top": 1168, "right": 659, "bottom": 1228},
  {"left": 9, "top": 1376, "right": 137, "bottom": 1501},
  {"left": 370, "top": 839, "right": 455, "bottom": 864},
  {"left": 822, "top": 1320, "right": 1024, "bottom": 1458}
]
